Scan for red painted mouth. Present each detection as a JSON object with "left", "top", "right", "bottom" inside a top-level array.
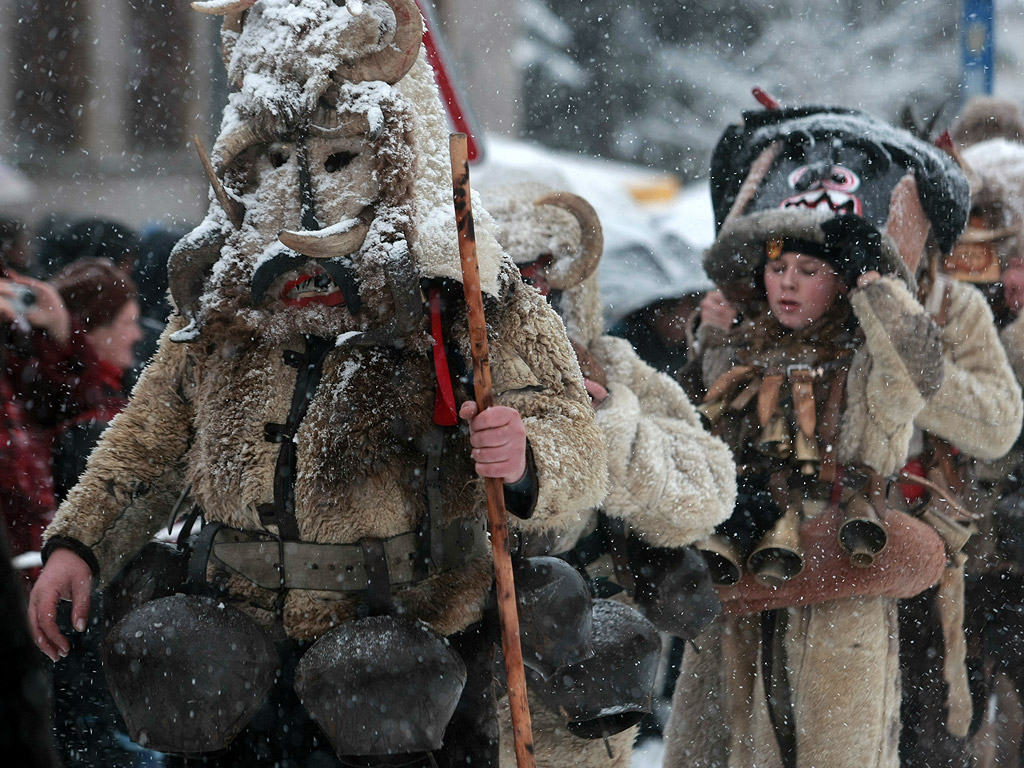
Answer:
[{"left": 281, "top": 272, "right": 345, "bottom": 307}]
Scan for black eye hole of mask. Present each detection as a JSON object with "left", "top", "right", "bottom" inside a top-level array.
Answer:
[
  {"left": 268, "top": 142, "right": 292, "bottom": 169},
  {"left": 221, "top": 141, "right": 293, "bottom": 196},
  {"left": 325, "top": 151, "right": 357, "bottom": 173}
]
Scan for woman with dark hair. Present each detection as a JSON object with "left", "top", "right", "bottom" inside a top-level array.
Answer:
[{"left": 49, "top": 257, "right": 143, "bottom": 501}]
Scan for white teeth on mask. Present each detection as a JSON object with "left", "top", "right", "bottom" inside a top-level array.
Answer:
[
  {"left": 288, "top": 274, "right": 340, "bottom": 300},
  {"left": 781, "top": 189, "right": 858, "bottom": 214}
]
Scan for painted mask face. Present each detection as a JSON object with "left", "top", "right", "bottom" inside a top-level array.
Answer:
[
  {"left": 518, "top": 255, "right": 553, "bottom": 297},
  {"left": 750, "top": 136, "right": 909, "bottom": 231},
  {"left": 763, "top": 251, "right": 845, "bottom": 330}
]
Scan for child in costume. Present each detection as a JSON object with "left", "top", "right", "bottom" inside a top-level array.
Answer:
[{"left": 664, "top": 104, "right": 974, "bottom": 768}]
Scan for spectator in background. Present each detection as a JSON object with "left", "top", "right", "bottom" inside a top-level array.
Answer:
[
  {"left": 47, "top": 258, "right": 152, "bottom": 767},
  {"left": 37, "top": 217, "right": 140, "bottom": 278},
  {"left": 50, "top": 258, "right": 142, "bottom": 499},
  {"left": 0, "top": 260, "right": 73, "bottom": 585}
]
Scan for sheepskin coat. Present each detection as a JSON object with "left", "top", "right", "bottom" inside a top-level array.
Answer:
[
  {"left": 667, "top": 275, "right": 1021, "bottom": 768},
  {"left": 43, "top": 3, "right": 611, "bottom": 645},
  {"left": 665, "top": 208, "right": 949, "bottom": 768},
  {"left": 915, "top": 274, "right": 1022, "bottom": 460},
  {"left": 484, "top": 182, "right": 735, "bottom": 768},
  {"left": 44, "top": 265, "right": 606, "bottom": 642}
]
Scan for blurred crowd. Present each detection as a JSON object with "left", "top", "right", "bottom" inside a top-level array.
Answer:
[
  {"left": 0, "top": 216, "right": 179, "bottom": 767},
  {"left": 12, "top": 91, "right": 1024, "bottom": 768}
]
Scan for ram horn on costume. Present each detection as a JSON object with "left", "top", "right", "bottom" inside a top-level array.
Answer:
[
  {"left": 167, "top": 226, "right": 228, "bottom": 321},
  {"left": 193, "top": 135, "right": 246, "bottom": 229},
  {"left": 191, "top": 0, "right": 256, "bottom": 14},
  {"left": 333, "top": 0, "right": 423, "bottom": 86},
  {"left": 339, "top": 240, "right": 427, "bottom": 346},
  {"left": 278, "top": 212, "right": 373, "bottom": 261},
  {"left": 533, "top": 192, "right": 604, "bottom": 291}
]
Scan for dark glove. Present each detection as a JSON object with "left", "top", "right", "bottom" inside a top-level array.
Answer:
[{"left": 821, "top": 215, "right": 887, "bottom": 287}]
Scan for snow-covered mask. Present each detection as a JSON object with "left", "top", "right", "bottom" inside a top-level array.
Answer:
[
  {"left": 749, "top": 135, "right": 909, "bottom": 233},
  {"left": 167, "top": 0, "right": 428, "bottom": 344},
  {"left": 215, "top": 118, "right": 381, "bottom": 310}
]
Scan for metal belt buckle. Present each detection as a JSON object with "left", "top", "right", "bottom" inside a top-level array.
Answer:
[{"left": 786, "top": 362, "right": 823, "bottom": 378}]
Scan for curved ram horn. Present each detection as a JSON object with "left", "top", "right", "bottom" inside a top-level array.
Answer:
[
  {"left": 278, "top": 212, "right": 372, "bottom": 260},
  {"left": 191, "top": 0, "right": 256, "bottom": 15},
  {"left": 334, "top": 0, "right": 422, "bottom": 85},
  {"left": 193, "top": 135, "right": 246, "bottom": 229},
  {"left": 533, "top": 192, "right": 604, "bottom": 291},
  {"left": 212, "top": 122, "right": 266, "bottom": 174},
  {"left": 168, "top": 226, "right": 227, "bottom": 320}
]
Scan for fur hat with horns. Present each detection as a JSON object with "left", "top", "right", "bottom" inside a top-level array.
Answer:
[
  {"left": 482, "top": 182, "right": 606, "bottom": 347},
  {"left": 951, "top": 96, "right": 1024, "bottom": 148},
  {"left": 944, "top": 138, "right": 1024, "bottom": 282},
  {"left": 168, "top": 0, "right": 507, "bottom": 343}
]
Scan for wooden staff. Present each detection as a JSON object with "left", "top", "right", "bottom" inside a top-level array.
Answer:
[{"left": 449, "top": 132, "right": 536, "bottom": 768}]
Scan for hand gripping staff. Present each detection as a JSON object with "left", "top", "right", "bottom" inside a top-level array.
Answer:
[{"left": 449, "top": 132, "right": 536, "bottom": 768}]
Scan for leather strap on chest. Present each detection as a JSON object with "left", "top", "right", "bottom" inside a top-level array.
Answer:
[{"left": 261, "top": 335, "right": 334, "bottom": 541}]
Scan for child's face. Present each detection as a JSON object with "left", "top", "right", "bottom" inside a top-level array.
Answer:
[{"left": 764, "top": 251, "right": 845, "bottom": 330}]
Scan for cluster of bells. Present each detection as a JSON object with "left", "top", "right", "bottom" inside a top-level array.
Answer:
[
  {"left": 696, "top": 397, "right": 893, "bottom": 589},
  {"left": 697, "top": 398, "right": 823, "bottom": 476}
]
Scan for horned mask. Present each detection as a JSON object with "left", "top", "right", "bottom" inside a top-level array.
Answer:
[{"left": 168, "top": 0, "right": 505, "bottom": 345}]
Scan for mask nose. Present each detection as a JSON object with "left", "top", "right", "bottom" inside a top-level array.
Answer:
[{"left": 795, "top": 160, "right": 832, "bottom": 191}]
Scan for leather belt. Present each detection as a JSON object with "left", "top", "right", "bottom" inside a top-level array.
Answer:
[{"left": 208, "top": 516, "right": 490, "bottom": 592}]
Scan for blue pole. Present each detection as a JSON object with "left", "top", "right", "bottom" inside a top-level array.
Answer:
[{"left": 962, "top": 0, "right": 995, "bottom": 101}]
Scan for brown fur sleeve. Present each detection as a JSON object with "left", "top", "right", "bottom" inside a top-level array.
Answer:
[
  {"left": 487, "top": 282, "right": 609, "bottom": 535},
  {"left": 43, "top": 322, "right": 196, "bottom": 586}
]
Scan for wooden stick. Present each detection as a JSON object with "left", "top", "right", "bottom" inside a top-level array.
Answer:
[{"left": 449, "top": 132, "right": 536, "bottom": 768}]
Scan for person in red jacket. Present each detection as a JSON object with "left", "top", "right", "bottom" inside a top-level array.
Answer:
[
  {"left": 0, "top": 262, "right": 73, "bottom": 584},
  {"left": 49, "top": 258, "right": 143, "bottom": 499}
]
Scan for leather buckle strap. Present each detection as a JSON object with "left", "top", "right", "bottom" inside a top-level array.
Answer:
[
  {"left": 208, "top": 516, "right": 490, "bottom": 593},
  {"left": 360, "top": 538, "right": 392, "bottom": 615}
]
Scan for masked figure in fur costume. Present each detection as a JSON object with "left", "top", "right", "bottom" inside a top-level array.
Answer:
[
  {"left": 661, "top": 104, "right": 1001, "bottom": 768},
  {"left": 480, "top": 182, "right": 736, "bottom": 768},
  {"left": 935, "top": 136, "right": 1024, "bottom": 767},
  {"left": 27, "top": 2, "right": 607, "bottom": 766}
]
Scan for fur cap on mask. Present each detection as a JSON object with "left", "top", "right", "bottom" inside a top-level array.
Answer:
[{"left": 704, "top": 105, "right": 969, "bottom": 309}]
